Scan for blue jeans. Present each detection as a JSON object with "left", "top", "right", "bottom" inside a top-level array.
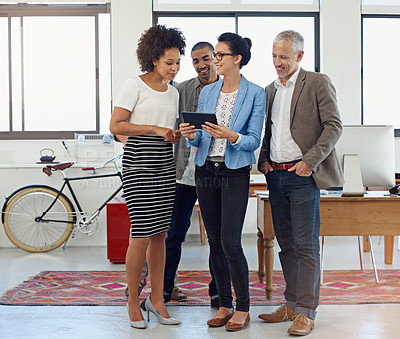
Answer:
[
  {"left": 195, "top": 161, "right": 250, "bottom": 312},
  {"left": 163, "top": 183, "right": 218, "bottom": 297},
  {"left": 266, "top": 170, "right": 321, "bottom": 320}
]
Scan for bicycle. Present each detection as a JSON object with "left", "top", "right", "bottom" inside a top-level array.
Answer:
[{"left": 1, "top": 154, "right": 124, "bottom": 252}]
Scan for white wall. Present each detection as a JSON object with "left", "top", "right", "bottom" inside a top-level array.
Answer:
[
  {"left": 111, "top": 0, "right": 152, "bottom": 99},
  {"left": 320, "top": 0, "right": 362, "bottom": 124},
  {"left": 1, "top": 0, "right": 399, "bottom": 249}
]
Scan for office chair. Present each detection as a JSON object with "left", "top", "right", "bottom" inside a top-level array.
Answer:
[{"left": 320, "top": 235, "right": 379, "bottom": 284}]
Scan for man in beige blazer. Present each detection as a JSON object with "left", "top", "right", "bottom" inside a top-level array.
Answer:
[{"left": 257, "top": 30, "right": 343, "bottom": 336}]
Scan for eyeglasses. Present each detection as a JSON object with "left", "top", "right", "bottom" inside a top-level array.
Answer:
[{"left": 212, "top": 52, "right": 234, "bottom": 61}]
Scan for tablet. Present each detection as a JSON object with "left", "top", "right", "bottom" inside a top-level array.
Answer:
[{"left": 182, "top": 112, "right": 218, "bottom": 129}]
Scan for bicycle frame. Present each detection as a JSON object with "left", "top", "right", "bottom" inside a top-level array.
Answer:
[
  {"left": 1, "top": 153, "right": 125, "bottom": 252},
  {"left": 38, "top": 171, "right": 123, "bottom": 225}
]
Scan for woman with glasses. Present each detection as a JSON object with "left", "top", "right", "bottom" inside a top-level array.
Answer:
[{"left": 180, "top": 32, "right": 266, "bottom": 332}]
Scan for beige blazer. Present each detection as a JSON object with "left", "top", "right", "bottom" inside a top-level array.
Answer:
[{"left": 258, "top": 68, "right": 344, "bottom": 189}]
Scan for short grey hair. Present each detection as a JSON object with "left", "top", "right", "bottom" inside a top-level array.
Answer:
[{"left": 274, "top": 30, "right": 304, "bottom": 54}]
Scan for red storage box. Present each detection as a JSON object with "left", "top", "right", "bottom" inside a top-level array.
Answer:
[{"left": 106, "top": 197, "right": 130, "bottom": 263}]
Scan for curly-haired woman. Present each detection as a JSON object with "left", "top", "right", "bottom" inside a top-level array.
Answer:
[{"left": 110, "top": 24, "right": 185, "bottom": 329}]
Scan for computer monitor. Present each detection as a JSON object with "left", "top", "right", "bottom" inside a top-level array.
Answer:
[{"left": 334, "top": 125, "right": 395, "bottom": 196}]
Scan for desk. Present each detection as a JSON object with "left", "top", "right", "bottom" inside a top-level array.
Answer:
[
  {"left": 256, "top": 191, "right": 400, "bottom": 299},
  {"left": 249, "top": 174, "right": 267, "bottom": 196},
  {"left": 192, "top": 203, "right": 206, "bottom": 245}
]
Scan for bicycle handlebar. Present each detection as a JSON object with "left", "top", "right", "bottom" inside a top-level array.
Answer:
[{"left": 91, "top": 154, "right": 122, "bottom": 171}]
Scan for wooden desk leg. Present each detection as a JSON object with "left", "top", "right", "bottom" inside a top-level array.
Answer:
[
  {"left": 197, "top": 210, "right": 206, "bottom": 246},
  {"left": 363, "top": 236, "right": 370, "bottom": 252},
  {"left": 257, "top": 195, "right": 275, "bottom": 300},
  {"left": 264, "top": 239, "right": 274, "bottom": 299},
  {"left": 257, "top": 229, "right": 265, "bottom": 283},
  {"left": 385, "top": 235, "right": 394, "bottom": 265}
]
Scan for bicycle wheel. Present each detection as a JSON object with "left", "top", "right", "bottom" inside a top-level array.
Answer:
[{"left": 3, "top": 185, "right": 75, "bottom": 252}]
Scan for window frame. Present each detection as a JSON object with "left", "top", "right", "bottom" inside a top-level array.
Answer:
[
  {"left": 154, "top": 11, "right": 320, "bottom": 73},
  {"left": 0, "top": 3, "right": 110, "bottom": 140},
  {"left": 362, "top": 1, "right": 400, "bottom": 15},
  {"left": 153, "top": 0, "right": 319, "bottom": 12}
]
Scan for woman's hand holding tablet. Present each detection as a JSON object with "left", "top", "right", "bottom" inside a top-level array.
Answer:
[
  {"left": 179, "top": 122, "right": 197, "bottom": 140},
  {"left": 202, "top": 122, "right": 239, "bottom": 143}
]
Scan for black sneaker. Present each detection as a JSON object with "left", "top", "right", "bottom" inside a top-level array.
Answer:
[
  {"left": 210, "top": 295, "right": 219, "bottom": 309},
  {"left": 163, "top": 291, "right": 172, "bottom": 303},
  {"left": 138, "top": 277, "right": 146, "bottom": 296},
  {"left": 124, "top": 277, "right": 147, "bottom": 297},
  {"left": 140, "top": 298, "right": 146, "bottom": 311}
]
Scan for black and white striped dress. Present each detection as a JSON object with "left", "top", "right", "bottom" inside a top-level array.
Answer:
[
  {"left": 122, "top": 135, "right": 176, "bottom": 238},
  {"left": 114, "top": 76, "right": 179, "bottom": 238}
]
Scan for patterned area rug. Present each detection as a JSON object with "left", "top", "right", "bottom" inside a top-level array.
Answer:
[{"left": 1, "top": 270, "right": 399, "bottom": 306}]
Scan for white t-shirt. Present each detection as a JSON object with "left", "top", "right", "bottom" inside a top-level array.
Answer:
[{"left": 114, "top": 76, "right": 179, "bottom": 132}]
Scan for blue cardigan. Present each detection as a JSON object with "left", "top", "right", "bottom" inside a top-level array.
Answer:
[{"left": 187, "top": 75, "right": 266, "bottom": 169}]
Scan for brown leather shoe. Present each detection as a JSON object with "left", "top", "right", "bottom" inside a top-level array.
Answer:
[
  {"left": 287, "top": 314, "right": 314, "bottom": 336},
  {"left": 207, "top": 312, "right": 234, "bottom": 327},
  {"left": 258, "top": 304, "right": 295, "bottom": 323},
  {"left": 225, "top": 314, "right": 250, "bottom": 332},
  {"left": 171, "top": 287, "right": 187, "bottom": 302}
]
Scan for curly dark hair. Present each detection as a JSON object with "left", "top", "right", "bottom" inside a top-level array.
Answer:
[{"left": 136, "top": 24, "right": 186, "bottom": 73}]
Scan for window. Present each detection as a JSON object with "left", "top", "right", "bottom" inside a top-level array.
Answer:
[
  {"left": 238, "top": 15, "right": 316, "bottom": 87},
  {"left": 0, "top": 16, "right": 8, "bottom": 132},
  {"left": 362, "top": 16, "right": 400, "bottom": 127},
  {"left": 0, "top": 4, "right": 110, "bottom": 139},
  {"left": 157, "top": 16, "right": 236, "bottom": 83},
  {"left": 158, "top": 14, "right": 318, "bottom": 88}
]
